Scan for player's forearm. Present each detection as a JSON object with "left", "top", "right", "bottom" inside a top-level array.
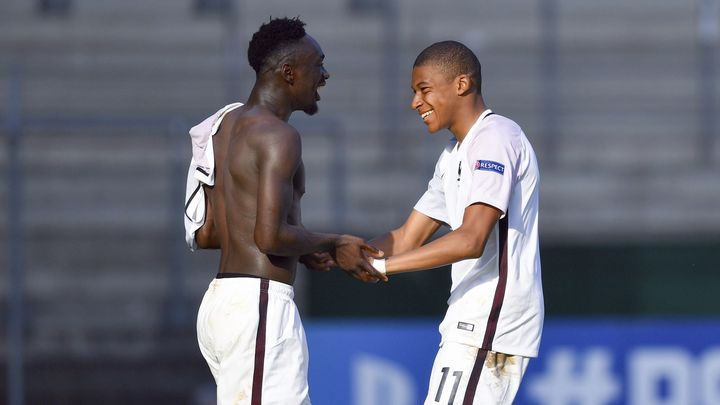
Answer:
[
  {"left": 369, "top": 227, "right": 419, "bottom": 257},
  {"left": 385, "top": 229, "right": 487, "bottom": 275},
  {"left": 368, "top": 231, "right": 396, "bottom": 256},
  {"left": 255, "top": 223, "right": 339, "bottom": 257}
]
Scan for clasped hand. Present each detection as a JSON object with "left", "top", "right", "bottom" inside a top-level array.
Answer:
[{"left": 300, "top": 235, "right": 387, "bottom": 282}]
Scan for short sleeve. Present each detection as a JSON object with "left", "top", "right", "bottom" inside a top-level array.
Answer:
[
  {"left": 414, "top": 151, "right": 450, "bottom": 224},
  {"left": 465, "top": 134, "right": 518, "bottom": 216}
]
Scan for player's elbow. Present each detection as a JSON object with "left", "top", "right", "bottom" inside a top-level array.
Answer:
[
  {"left": 195, "top": 234, "right": 216, "bottom": 249},
  {"left": 464, "top": 242, "right": 487, "bottom": 260},
  {"left": 254, "top": 227, "right": 281, "bottom": 255},
  {"left": 470, "top": 239, "right": 489, "bottom": 259},
  {"left": 195, "top": 226, "right": 219, "bottom": 249},
  {"left": 458, "top": 232, "right": 488, "bottom": 260}
]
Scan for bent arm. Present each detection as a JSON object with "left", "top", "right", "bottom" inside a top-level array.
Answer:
[
  {"left": 369, "top": 209, "right": 443, "bottom": 256},
  {"left": 195, "top": 185, "right": 220, "bottom": 249},
  {"left": 384, "top": 203, "right": 501, "bottom": 275},
  {"left": 228, "top": 121, "right": 384, "bottom": 280},
  {"left": 246, "top": 125, "right": 341, "bottom": 256}
]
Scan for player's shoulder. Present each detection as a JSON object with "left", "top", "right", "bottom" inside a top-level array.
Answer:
[
  {"left": 235, "top": 109, "right": 301, "bottom": 150},
  {"left": 472, "top": 114, "right": 524, "bottom": 148},
  {"left": 243, "top": 110, "right": 298, "bottom": 137},
  {"left": 484, "top": 114, "right": 523, "bottom": 139},
  {"left": 465, "top": 114, "right": 527, "bottom": 163},
  {"left": 433, "top": 138, "right": 456, "bottom": 167}
]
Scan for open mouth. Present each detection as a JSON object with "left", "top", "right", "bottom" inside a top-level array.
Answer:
[
  {"left": 315, "top": 81, "right": 325, "bottom": 101},
  {"left": 421, "top": 110, "right": 434, "bottom": 121}
]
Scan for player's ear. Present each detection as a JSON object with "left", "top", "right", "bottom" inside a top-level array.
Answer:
[
  {"left": 456, "top": 74, "right": 472, "bottom": 96},
  {"left": 282, "top": 63, "right": 294, "bottom": 85}
]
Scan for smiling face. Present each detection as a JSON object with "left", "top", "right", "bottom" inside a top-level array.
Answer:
[
  {"left": 292, "top": 35, "right": 329, "bottom": 115},
  {"left": 410, "top": 63, "right": 459, "bottom": 134}
]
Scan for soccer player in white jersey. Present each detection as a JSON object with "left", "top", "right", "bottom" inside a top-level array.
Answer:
[{"left": 368, "top": 41, "right": 544, "bottom": 404}]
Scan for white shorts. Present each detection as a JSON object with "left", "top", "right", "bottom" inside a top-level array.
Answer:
[
  {"left": 196, "top": 275, "right": 311, "bottom": 405},
  {"left": 424, "top": 342, "right": 529, "bottom": 405}
]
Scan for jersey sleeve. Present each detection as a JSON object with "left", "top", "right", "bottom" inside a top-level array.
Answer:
[
  {"left": 465, "top": 134, "right": 518, "bottom": 216},
  {"left": 414, "top": 152, "right": 449, "bottom": 224}
]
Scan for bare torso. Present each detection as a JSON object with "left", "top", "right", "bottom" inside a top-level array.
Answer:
[{"left": 207, "top": 106, "right": 304, "bottom": 285}]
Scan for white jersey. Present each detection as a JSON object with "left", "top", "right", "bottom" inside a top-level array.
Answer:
[
  {"left": 414, "top": 110, "right": 543, "bottom": 358},
  {"left": 184, "top": 102, "right": 244, "bottom": 250}
]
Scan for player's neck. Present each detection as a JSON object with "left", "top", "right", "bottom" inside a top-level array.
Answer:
[
  {"left": 247, "top": 81, "right": 293, "bottom": 122},
  {"left": 451, "top": 97, "right": 487, "bottom": 144}
]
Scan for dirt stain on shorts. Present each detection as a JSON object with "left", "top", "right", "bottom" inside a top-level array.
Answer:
[{"left": 486, "top": 351, "right": 516, "bottom": 377}]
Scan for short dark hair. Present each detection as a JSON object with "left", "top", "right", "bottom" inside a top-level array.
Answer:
[
  {"left": 248, "top": 17, "right": 307, "bottom": 74},
  {"left": 414, "top": 41, "right": 482, "bottom": 90}
]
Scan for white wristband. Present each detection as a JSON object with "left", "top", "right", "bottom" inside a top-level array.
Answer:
[{"left": 371, "top": 258, "right": 387, "bottom": 274}]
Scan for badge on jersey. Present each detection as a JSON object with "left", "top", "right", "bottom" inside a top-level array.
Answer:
[{"left": 474, "top": 160, "right": 505, "bottom": 175}]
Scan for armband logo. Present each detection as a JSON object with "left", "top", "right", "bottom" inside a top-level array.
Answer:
[{"left": 474, "top": 160, "right": 505, "bottom": 175}]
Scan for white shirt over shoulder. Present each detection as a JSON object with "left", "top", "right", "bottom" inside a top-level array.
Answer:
[
  {"left": 184, "top": 102, "right": 244, "bottom": 250},
  {"left": 414, "top": 110, "right": 544, "bottom": 358}
]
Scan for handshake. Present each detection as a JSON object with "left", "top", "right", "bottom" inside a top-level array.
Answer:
[{"left": 299, "top": 234, "right": 388, "bottom": 283}]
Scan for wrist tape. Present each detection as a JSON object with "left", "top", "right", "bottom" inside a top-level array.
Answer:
[{"left": 371, "top": 258, "right": 387, "bottom": 274}]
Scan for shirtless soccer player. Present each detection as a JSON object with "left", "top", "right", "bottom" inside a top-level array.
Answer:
[
  {"left": 189, "top": 17, "right": 385, "bottom": 405},
  {"left": 367, "top": 41, "right": 544, "bottom": 404}
]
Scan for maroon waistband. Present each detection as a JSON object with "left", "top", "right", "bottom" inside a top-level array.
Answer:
[{"left": 216, "top": 272, "right": 261, "bottom": 279}]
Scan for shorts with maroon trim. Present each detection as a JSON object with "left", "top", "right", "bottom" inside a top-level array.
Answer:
[
  {"left": 196, "top": 276, "right": 311, "bottom": 405},
  {"left": 424, "top": 341, "right": 529, "bottom": 405}
]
